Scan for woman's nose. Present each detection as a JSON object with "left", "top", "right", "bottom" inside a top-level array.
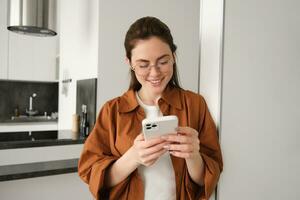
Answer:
[{"left": 148, "top": 65, "right": 161, "bottom": 76}]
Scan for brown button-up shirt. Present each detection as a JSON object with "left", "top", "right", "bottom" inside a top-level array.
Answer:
[{"left": 78, "top": 86, "right": 223, "bottom": 200}]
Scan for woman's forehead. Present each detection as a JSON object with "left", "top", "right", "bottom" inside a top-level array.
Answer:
[{"left": 131, "top": 37, "right": 172, "bottom": 61}]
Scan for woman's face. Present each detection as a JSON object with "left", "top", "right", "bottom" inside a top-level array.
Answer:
[{"left": 130, "top": 37, "right": 174, "bottom": 96}]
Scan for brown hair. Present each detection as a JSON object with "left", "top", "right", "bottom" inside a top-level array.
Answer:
[{"left": 124, "top": 16, "right": 181, "bottom": 91}]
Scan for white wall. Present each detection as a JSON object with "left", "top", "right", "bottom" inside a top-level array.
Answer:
[
  {"left": 199, "top": 1, "right": 224, "bottom": 199},
  {"left": 58, "top": 0, "right": 99, "bottom": 130},
  {"left": 199, "top": 0, "right": 224, "bottom": 124},
  {"left": 218, "top": 0, "right": 300, "bottom": 199},
  {"left": 97, "top": 0, "right": 200, "bottom": 110}
]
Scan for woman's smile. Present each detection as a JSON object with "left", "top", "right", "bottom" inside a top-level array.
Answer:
[{"left": 147, "top": 77, "right": 164, "bottom": 87}]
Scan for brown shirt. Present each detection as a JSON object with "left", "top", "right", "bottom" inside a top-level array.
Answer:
[{"left": 78, "top": 86, "right": 223, "bottom": 200}]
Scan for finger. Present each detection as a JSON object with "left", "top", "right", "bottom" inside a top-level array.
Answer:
[
  {"left": 161, "top": 134, "right": 192, "bottom": 144},
  {"left": 140, "top": 137, "right": 166, "bottom": 148},
  {"left": 176, "top": 126, "right": 198, "bottom": 136},
  {"left": 143, "top": 148, "right": 167, "bottom": 163},
  {"left": 164, "top": 144, "right": 193, "bottom": 152},
  {"left": 169, "top": 151, "right": 195, "bottom": 159},
  {"left": 141, "top": 142, "right": 169, "bottom": 157},
  {"left": 162, "top": 133, "right": 177, "bottom": 138}
]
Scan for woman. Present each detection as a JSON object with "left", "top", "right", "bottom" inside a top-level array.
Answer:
[{"left": 78, "top": 16, "right": 223, "bottom": 200}]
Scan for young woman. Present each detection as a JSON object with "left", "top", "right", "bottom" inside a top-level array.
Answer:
[{"left": 78, "top": 16, "right": 223, "bottom": 200}]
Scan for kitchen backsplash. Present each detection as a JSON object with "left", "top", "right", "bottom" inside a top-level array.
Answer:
[{"left": 0, "top": 80, "right": 58, "bottom": 121}]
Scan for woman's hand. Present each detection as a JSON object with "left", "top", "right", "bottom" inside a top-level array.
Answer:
[
  {"left": 162, "top": 126, "right": 200, "bottom": 160},
  {"left": 162, "top": 126, "right": 205, "bottom": 185},
  {"left": 130, "top": 133, "right": 169, "bottom": 167},
  {"left": 104, "top": 134, "right": 168, "bottom": 187}
]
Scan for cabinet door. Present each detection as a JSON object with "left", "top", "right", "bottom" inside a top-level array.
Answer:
[
  {"left": 0, "top": 0, "right": 8, "bottom": 79},
  {"left": 32, "top": 36, "right": 57, "bottom": 81},
  {"left": 8, "top": 32, "right": 57, "bottom": 81}
]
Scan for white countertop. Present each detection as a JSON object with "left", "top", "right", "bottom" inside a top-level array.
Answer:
[{"left": 0, "top": 122, "right": 58, "bottom": 132}]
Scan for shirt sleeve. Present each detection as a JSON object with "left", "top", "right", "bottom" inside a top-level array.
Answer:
[
  {"left": 78, "top": 102, "right": 118, "bottom": 199},
  {"left": 185, "top": 95, "right": 223, "bottom": 200}
]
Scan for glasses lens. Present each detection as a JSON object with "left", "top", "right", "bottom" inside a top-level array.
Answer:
[{"left": 134, "top": 59, "right": 173, "bottom": 75}]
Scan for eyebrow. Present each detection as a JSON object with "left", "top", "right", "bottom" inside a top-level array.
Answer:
[{"left": 135, "top": 54, "right": 170, "bottom": 62}]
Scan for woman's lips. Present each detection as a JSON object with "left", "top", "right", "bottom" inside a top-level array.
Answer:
[{"left": 148, "top": 78, "right": 163, "bottom": 86}]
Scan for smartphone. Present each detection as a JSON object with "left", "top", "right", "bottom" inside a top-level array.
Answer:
[{"left": 142, "top": 115, "right": 178, "bottom": 140}]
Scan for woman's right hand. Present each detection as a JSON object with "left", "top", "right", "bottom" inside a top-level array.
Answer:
[{"left": 130, "top": 133, "right": 169, "bottom": 167}]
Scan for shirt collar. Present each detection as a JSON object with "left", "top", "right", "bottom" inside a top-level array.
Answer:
[{"left": 118, "top": 86, "right": 183, "bottom": 113}]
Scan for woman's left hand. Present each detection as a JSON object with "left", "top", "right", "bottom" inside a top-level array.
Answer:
[{"left": 162, "top": 126, "right": 200, "bottom": 160}]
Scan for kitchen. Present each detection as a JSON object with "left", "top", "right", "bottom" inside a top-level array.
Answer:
[
  {"left": 1, "top": 0, "right": 300, "bottom": 200},
  {"left": 0, "top": 0, "right": 98, "bottom": 199}
]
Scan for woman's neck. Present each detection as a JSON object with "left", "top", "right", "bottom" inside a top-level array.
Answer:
[{"left": 137, "top": 89, "right": 161, "bottom": 106}]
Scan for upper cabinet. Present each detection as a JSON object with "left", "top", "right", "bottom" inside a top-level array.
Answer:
[
  {"left": 0, "top": 0, "right": 8, "bottom": 79},
  {"left": 0, "top": 0, "right": 58, "bottom": 82},
  {"left": 8, "top": 32, "right": 58, "bottom": 81}
]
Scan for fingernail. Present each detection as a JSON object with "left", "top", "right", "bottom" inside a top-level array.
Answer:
[{"left": 161, "top": 136, "right": 167, "bottom": 139}]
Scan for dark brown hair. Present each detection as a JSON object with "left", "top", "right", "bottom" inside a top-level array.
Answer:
[{"left": 124, "top": 16, "right": 181, "bottom": 91}]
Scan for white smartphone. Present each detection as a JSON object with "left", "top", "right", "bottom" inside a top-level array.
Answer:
[{"left": 142, "top": 115, "right": 178, "bottom": 140}]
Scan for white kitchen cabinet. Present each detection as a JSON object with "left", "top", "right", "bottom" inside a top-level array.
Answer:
[
  {"left": 0, "top": 0, "right": 8, "bottom": 79},
  {"left": 8, "top": 32, "right": 58, "bottom": 81},
  {"left": 0, "top": 0, "right": 58, "bottom": 82}
]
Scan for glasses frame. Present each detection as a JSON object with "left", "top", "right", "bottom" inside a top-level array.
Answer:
[{"left": 132, "top": 57, "right": 174, "bottom": 76}]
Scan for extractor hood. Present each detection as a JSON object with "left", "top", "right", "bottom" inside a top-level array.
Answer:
[{"left": 7, "top": 0, "right": 57, "bottom": 37}]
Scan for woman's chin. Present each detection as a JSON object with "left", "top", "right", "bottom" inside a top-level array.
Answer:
[{"left": 147, "top": 83, "right": 167, "bottom": 94}]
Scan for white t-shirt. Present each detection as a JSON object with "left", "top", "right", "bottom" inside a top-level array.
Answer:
[{"left": 136, "top": 92, "right": 176, "bottom": 200}]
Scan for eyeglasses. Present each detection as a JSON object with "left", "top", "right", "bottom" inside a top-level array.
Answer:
[{"left": 132, "top": 58, "right": 174, "bottom": 76}]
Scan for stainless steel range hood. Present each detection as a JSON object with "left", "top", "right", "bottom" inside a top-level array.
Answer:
[{"left": 7, "top": 0, "right": 57, "bottom": 37}]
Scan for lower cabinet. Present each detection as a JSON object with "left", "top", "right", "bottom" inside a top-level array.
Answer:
[
  {"left": 31, "top": 131, "right": 58, "bottom": 140},
  {"left": 0, "top": 132, "right": 29, "bottom": 142},
  {"left": 0, "top": 131, "right": 58, "bottom": 142}
]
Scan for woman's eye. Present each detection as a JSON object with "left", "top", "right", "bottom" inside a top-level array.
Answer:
[
  {"left": 138, "top": 64, "right": 149, "bottom": 68},
  {"left": 159, "top": 61, "right": 168, "bottom": 65}
]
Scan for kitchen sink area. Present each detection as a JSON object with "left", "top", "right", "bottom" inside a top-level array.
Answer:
[{"left": 7, "top": 115, "right": 58, "bottom": 123}]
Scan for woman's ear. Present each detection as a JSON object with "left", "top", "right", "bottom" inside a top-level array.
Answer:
[
  {"left": 125, "top": 57, "right": 130, "bottom": 66},
  {"left": 126, "top": 58, "right": 134, "bottom": 71}
]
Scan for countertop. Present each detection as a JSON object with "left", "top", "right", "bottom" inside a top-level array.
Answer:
[
  {"left": 0, "top": 159, "right": 79, "bottom": 181},
  {"left": 0, "top": 130, "right": 85, "bottom": 149}
]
